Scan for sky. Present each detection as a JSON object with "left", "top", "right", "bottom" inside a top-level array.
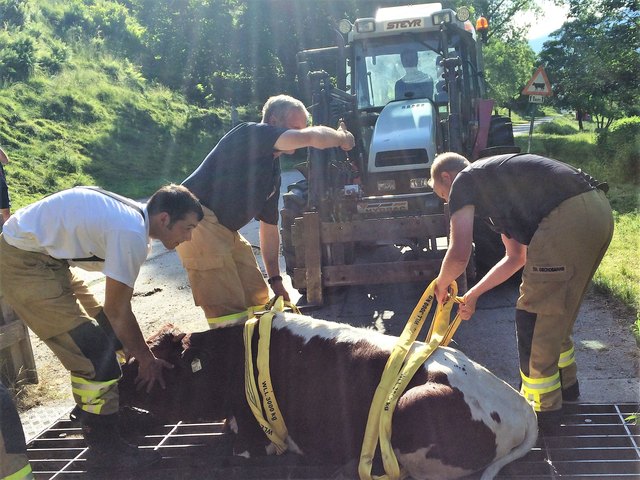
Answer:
[
  {"left": 525, "top": 1, "right": 571, "bottom": 39},
  {"left": 515, "top": 0, "right": 571, "bottom": 52}
]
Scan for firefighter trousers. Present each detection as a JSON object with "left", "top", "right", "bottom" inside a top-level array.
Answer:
[
  {"left": 515, "top": 189, "right": 613, "bottom": 413},
  {"left": 0, "top": 383, "right": 33, "bottom": 480},
  {"left": 0, "top": 237, "right": 122, "bottom": 417},
  {"left": 176, "top": 205, "right": 269, "bottom": 328}
]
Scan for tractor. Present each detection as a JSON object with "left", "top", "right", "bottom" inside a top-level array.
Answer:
[{"left": 281, "top": 3, "right": 519, "bottom": 304}]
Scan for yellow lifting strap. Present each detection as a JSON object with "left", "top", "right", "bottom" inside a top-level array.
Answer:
[
  {"left": 243, "top": 297, "right": 300, "bottom": 454},
  {"left": 358, "top": 280, "right": 464, "bottom": 480}
]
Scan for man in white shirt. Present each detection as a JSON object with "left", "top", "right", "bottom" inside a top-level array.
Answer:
[{"left": 0, "top": 184, "right": 203, "bottom": 471}]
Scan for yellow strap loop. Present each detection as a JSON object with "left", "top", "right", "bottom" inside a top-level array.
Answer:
[
  {"left": 262, "top": 296, "right": 302, "bottom": 314},
  {"left": 70, "top": 375, "right": 119, "bottom": 415},
  {"left": 244, "top": 304, "right": 291, "bottom": 454},
  {"left": 359, "top": 280, "right": 463, "bottom": 480}
]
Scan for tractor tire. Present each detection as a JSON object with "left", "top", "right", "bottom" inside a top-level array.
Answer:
[
  {"left": 487, "top": 115, "right": 515, "bottom": 147},
  {"left": 280, "top": 208, "right": 299, "bottom": 277},
  {"left": 472, "top": 221, "right": 505, "bottom": 277},
  {"left": 479, "top": 115, "right": 520, "bottom": 158},
  {"left": 473, "top": 115, "right": 519, "bottom": 272},
  {"left": 471, "top": 222, "right": 523, "bottom": 284},
  {"left": 280, "top": 179, "right": 308, "bottom": 287}
]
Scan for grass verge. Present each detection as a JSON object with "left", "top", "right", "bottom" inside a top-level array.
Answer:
[{"left": 515, "top": 120, "right": 640, "bottom": 344}]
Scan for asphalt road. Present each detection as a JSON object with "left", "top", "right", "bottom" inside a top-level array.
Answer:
[{"left": 513, "top": 116, "right": 554, "bottom": 136}]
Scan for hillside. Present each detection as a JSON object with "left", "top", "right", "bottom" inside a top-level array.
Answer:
[{"left": 0, "top": 0, "right": 230, "bottom": 208}]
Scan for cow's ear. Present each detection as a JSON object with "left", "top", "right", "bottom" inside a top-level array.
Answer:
[{"left": 171, "top": 332, "right": 187, "bottom": 344}]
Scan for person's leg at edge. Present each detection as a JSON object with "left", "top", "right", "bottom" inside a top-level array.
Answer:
[{"left": 0, "top": 383, "right": 33, "bottom": 480}]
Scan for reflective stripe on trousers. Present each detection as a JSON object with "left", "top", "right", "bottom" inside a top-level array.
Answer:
[
  {"left": 558, "top": 346, "right": 576, "bottom": 369},
  {"left": 207, "top": 304, "right": 265, "bottom": 329},
  {"left": 70, "top": 375, "right": 119, "bottom": 415},
  {"left": 520, "top": 370, "right": 561, "bottom": 412},
  {"left": 2, "top": 463, "right": 33, "bottom": 480}
]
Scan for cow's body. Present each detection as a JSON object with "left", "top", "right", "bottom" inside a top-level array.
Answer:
[{"left": 120, "top": 312, "right": 537, "bottom": 480}]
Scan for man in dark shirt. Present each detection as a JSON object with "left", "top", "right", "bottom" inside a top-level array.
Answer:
[
  {"left": 177, "top": 94, "right": 355, "bottom": 328},
  {"left": 430, "top": 152, "right": 613, "bottom": 430}
]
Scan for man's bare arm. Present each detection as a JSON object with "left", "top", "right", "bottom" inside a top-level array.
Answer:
[
  {"left": 103, "top": 277, "right": 173, "bottom": 392},
  {"left": 274, "top": 121, "right": 355, "bottom": 152}
]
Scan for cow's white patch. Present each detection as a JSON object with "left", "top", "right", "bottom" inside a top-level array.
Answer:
[
  {"left": 272, "top": 312, "right": 396, "bottom": 351},
  {"left": 429, "top": 347, "right": 536, "bottom": 458},
  {"left": 415, "top": 346, "right": 537, "bottom": 461},
  {"left": 398, "top": 446, "right": 472, "bottom": 480}
]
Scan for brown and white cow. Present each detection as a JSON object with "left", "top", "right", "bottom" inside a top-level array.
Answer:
[{"left": 119, "top": 312, "right": 538, "bottom": 480}]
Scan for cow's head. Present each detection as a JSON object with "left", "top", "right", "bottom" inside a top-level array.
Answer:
[{"left": 119, "top": 324, "right": 231, "bottom": 423}]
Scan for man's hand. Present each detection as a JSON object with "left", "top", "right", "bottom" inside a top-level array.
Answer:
[
  {"left": 458, "top": 292, "right": 478, "bottom": 320},
  {"left": 135, "top": 353, "right": 174, "bottom": 393},
  {"left": 337, "top": 121, "right": 355, "bottom": 151},
  {"left": 270, "top": 278, "right": 291, "bottom": 302},
  {"left": 434, "top": 280, "right": 450, "bottom": 304}
]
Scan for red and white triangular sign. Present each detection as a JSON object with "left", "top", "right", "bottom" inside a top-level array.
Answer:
[{"left": 522, "top": 66, "right": 552, "bottom": 96}]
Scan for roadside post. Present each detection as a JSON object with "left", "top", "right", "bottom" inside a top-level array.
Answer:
[{"left": 522, "top": 66, "right": 552, "bottom": 152}]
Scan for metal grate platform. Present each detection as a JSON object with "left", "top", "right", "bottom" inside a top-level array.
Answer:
[{"left": 26, "top": 403, "right": 639, "bottom": 479}]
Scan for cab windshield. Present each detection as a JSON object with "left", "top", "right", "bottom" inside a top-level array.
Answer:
[{"left": 351, "top": 38, "right": 441, "bottom": 109}]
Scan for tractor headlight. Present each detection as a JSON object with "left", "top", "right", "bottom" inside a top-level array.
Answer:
[
  {"left": 456, "top": 7, "right": 470, "bottom": 22},
  {"left": 432, "top": 11, "right": 453, "bottom": 25},
  {"left": 377, "top": 180, "right": 396, "bottom": 192},
  {"left": 355, "top": 18, "right": 376, "bottom": 33},
  {"left": 338, "top": 19, "right": 353, "bottom": 34}
]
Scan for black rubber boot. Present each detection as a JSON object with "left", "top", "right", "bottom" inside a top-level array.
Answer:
[
  {"left": 118, "top": 406, "right": 161, "bottom": 439},
  {"left": 74, "top": 408, "right": 161, "bottom": 470},
  {"left": 562, "top": 379, "right": 581, "bottom": 404}
]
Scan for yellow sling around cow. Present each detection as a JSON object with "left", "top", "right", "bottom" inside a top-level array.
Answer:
[
  {"left": 359, "top": 279, "right": 463, "bottom": 480},
  {"left": 244, "top": 297, "right": 301, "bottom": 455}
]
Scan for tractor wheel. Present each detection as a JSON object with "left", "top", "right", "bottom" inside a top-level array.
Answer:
[
  {"left": 280, "top": 179, "right": 308, "bottom": 288},
  {"left": 487, "top": 115, "right": 515, "bottom": 147},
  {"left": 472, "top": 221, "right": 505, "bottom": 277},
  {"left": 280, "top": 208, "right": 299, "bottom": 277},
  {"left": 471, "top": 223, "right": 523, "bottom": 284}
]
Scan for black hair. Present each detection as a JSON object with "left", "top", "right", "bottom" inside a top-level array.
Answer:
[{"left": 147, "top": 184, "right": 203, "bottom": 225}]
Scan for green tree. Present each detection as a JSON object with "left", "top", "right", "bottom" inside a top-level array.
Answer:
[
  {"left": 483, "top": 38, "right": 536, "bottom": 114},
  {"left": 446, "top": 0, "right": 542, "bottom": 40},
  {"left": 121, "top": 0, "right": 239, "bottom": 105},
  {"left": 539, "top": 0, "right": 639, "bottom": 129}
]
